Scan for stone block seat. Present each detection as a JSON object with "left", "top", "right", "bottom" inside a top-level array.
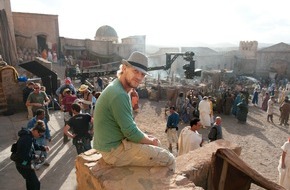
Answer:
[{"left": 75, "top": 140, "right": 241, "bottom": 190}]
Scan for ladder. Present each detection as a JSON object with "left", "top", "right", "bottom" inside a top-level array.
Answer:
[{"left": 0, "top": 83, "right": 8, "bottom": 113}]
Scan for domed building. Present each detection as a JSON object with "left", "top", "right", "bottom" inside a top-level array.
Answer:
[
  {"left": 59, "top": 25, "right": 145, "bottom": 65},
  {"left": 94, "top": 25, "right": 118, "bottom": 43}
]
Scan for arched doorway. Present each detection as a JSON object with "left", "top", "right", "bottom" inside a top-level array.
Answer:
[{"left": 37, "top": 34, "right": 47, "bottom": 52}]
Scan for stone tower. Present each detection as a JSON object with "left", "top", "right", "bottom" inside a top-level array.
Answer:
[{"left": 239, "top": 41, "right": 258, "bottom": 59}]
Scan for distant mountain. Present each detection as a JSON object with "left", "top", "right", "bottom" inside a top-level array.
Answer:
[
  {"left": 210, "top": 47, "right": 239, "bottom": 52},
  {"left": 146, "top": 45, "right": 163, "bottom": 54},
  {"left": 146, "top": 42, "right": 239, "bottom": 53},
  {"left": 208, "top": 42, "right": 238, "bottom": 48},
  {"left": 258, "top": 43, "right": 274, "bottom": 49},
  {"left": 146, "top": 42, "right": 275, "bottom": 53}
]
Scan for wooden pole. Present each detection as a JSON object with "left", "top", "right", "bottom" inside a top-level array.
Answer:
[{"left": 218, "top": 160, "right": 228, "bottom": 190}]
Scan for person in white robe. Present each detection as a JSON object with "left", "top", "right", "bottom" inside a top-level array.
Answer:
[
  {"left": 178, "top": 118, "right": 203, "bottom": 156},
  {"left": 198, "top": 96, "right": 211, "bottom": 128},
  {"left": 267, "top": 96, "right": 275, "bottom": 122},
  {"left": 258, "top": 90, "right": 264, "bottom": 108},
  {"left": 278, "top": 137, "right": 290, "bottom": 189}
]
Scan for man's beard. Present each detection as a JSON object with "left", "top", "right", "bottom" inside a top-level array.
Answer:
[{"left": 125, "top": 77, "right": 139, "bottom": 88}]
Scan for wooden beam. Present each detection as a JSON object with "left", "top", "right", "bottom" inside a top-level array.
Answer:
[{"left": 218, "top": 159, "right": 228, "bottom": 190}]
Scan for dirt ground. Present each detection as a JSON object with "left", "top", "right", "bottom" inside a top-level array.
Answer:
[{"left": 134, "top": 98, "right": 289, "bottom": 189}]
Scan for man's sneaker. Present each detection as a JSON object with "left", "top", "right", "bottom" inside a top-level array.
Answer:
[
  {"left": 43, "top": 161, "right": 50, "bottom": 166},
  {"left": 34, "top": 164, "right": 41, "bottom": 170},
  {"left": 31, "top": 163, "right": 36, "bottom": 170}
]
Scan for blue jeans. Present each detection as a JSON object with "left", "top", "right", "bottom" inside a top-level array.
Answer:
[{"left": 73, "top": 137, "right": 92, "bottom": 154}]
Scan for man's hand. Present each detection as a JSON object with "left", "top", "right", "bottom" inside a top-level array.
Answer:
[
  {"left": 140, "top": 135, "right": 161, "bottom": 146},
  {"left": 34, "top": 103, "right": 43, "bottom": 107},
  {"left": 147, "top": 135, "right": 160, "bottom": 146},
  {"left": 282, "top": 162, "right": 286, "bottom": 169},
  {"left": 34, "top": 154, "right": 40, "bottom": 159},
  {"left": 151, "top": 137, "right": 161, "bottom": 147},
  {"left": 44, "top": 146, "right": 50, "bottom": 152}
]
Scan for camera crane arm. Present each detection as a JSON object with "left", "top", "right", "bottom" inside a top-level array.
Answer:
[
  {"left": 77, "top": 51, "right": 196, "bottom": 81},
  {"left": 147, "top": 52, "right": 193, "bottom": 71},
  {"left": 147, "top": 52, "right": 197, "bottom": 79}
]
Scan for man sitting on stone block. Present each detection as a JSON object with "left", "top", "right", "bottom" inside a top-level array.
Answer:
[{"left": 93, "top": 51, "right": 175, "bottom": 171}]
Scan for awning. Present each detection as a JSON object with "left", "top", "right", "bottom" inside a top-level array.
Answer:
[
  {"left": 88, "top": 50, "right": 120, "bottom": 59},
  {"left": 19, "top": 60, "right": 58, "bottom": 95},
  {"left": 63, "top": 45, "right": 86, "bottom": 51}
]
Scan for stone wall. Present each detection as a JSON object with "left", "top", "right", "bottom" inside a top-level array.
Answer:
[
  {"left": 257, "top": 51, "right": 290, "bottom": 77},
  {"left": 59, "top": 35, "right": 145, "bottom": 63},
  {"left": 13, "top": 12, "right": 59, "bottom": 50},
  {"left": 0, "top": 65, "right": 25, "bottom": 113}
]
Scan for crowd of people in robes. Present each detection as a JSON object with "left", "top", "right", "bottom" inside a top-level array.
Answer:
[
  {"left": 169, "top": 78, "right": 290, "bottom": 190},
  {"left": 214, "top": 87, "right": 249, "bottom": 124},
  {"left": 249, "top": 81, "right": 290, "bottom": 126}
]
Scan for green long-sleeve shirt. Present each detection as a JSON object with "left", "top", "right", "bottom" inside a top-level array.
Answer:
[{"left": 93, "top": 79, "right": 145, "bottom": 152}]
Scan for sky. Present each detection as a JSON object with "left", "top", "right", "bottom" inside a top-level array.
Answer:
[{"left": 9, "top": 0, "right": 290, "bottom": 47}]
